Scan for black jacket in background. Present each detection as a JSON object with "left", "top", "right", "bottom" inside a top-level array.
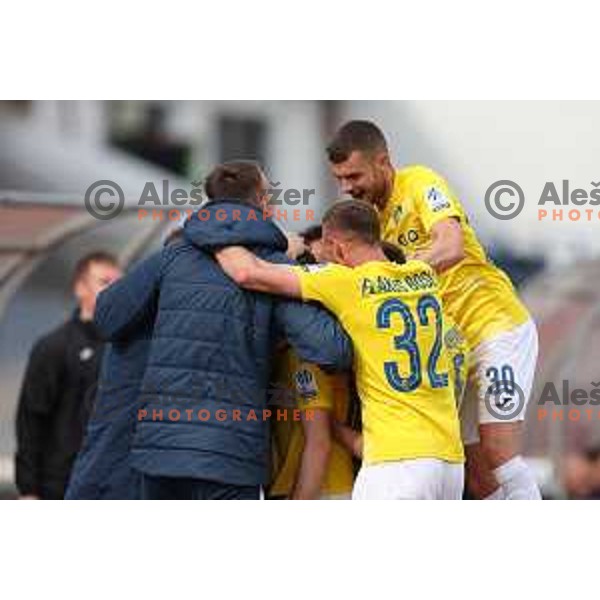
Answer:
[{"left": 15, "top": 313, "right": 104, "bottom": 499}]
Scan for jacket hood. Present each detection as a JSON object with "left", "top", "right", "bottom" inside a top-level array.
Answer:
[{"left": 183, "top": 199, "right": 288, "bottom": 252}]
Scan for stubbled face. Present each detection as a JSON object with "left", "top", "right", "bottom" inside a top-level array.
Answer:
[
  {"left": 75, "top": 261, "right": 122, "bottom": 316},
  {"left": 330, "top": 150, "right": 391, "bottom": 207}
]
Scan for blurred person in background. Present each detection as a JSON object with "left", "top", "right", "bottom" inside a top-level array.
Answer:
[
  {"left": 15, "top": 252, "right": 122, "bottom": 499},
  {"left": 584, "top": 445, "right": 600, "bottom": 499},
  {"left": 561, "top": 453, "right": 593, "bottom": 500}
]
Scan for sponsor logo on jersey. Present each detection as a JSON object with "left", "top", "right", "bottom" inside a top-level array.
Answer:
[
  {"left": 426, "top": 186, "right": 451, "bottom": 212},
  {"left": 397, "top": 229, "right": 420, "bottom": 247}
]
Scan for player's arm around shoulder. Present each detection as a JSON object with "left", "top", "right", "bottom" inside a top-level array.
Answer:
[
  {"left": 215, "top": 246, "right": 301, "bottom": 297},
  {"left": 94, "top": 250, "right": 164, "bottom": 341}
]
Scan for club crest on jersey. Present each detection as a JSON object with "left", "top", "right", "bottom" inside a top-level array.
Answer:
[
  {"left": 294, "top": 368, "right": 318, "bottom": 399},
  {"left": 425, "top": 186, "right": 451, "bottom": 212}
]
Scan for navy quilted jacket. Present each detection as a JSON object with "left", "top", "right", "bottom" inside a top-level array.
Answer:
[{"left": 96, "top": 199, "right": 352, "bottom": 487}]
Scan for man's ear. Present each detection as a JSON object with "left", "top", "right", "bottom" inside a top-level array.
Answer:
[
  {"left": 332, "top": 240, "right": 346, "bottom": 265},
  {"left": 375, "top": 151, "right": 390, "bottom": 169},
  {"left": 258, "top": 193, "right": 269, "bottom": 210}
]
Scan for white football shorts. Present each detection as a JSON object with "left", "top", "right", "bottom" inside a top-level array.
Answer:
[
  {"left": 460, "top": 318, "right": 538, "bottom": 446},
  {"left": 352, "top": 459, "right": 464, "bottom": 500}
]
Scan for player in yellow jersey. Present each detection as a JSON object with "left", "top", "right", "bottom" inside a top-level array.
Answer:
[
  {"left": 330, "top": 240, "right": 470, "bottom": 464},
  {"left": 214, "top": 200, "right": 465, "bottom": 500},
  {"left": 268, "top": 345, "right": 354, "bottom": 499},
  {"left": 300, "top": 229, "right": 470, "bottom": 466},
  {"left": 326, "top": 120, "right": 540, "bottom": 500},
  {"left": 333, "top": 313, "right": 470, "bottom": 463}
]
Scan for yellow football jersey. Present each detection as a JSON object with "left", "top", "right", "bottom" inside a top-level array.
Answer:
[
  {"left": 444, "top": 317, "right": 470, "bottom": 411},
  {"left": 295, "top": 260, "right": 464, "bottom": 466},
  {"left": 379, "top": 166, "right": 530, "bottom": 349},
  {"left": 268, "top": 348, "right": 354, "bottom": 498}
]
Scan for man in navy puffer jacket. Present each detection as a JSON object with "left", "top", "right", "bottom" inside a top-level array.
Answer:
[{"left": 96, "top": 162, "right": 352, "bottom": 499}]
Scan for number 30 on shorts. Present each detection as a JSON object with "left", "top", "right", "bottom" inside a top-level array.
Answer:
[{"left": 485, "top": 364, "right": 516, "bottom": 397}]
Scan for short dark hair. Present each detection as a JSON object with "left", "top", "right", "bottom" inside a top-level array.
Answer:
[
  {"left": 204, "top": 160, "right": 264, "bottom": 204},
  {"left": 72, "top": 251, "right": 118, "bottom": 287},
  {"left": 381, "top": 241, "right": 406, "bottom": 264},
  {"left": 296, "top": 250, "right": 318, "bottom": 265},
  {"left": 326, "top": 120, "right": 388, "bottom": 164},
  {"left": 323, "top": 200, "right": 381, "bottom": 245},
  {"left": 300, "top": 225, "right": 322, "bottom": 244}
]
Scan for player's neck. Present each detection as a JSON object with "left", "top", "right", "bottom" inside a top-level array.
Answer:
[{"left": 349, "top": 244, "right": 387, "bottom": 267}]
